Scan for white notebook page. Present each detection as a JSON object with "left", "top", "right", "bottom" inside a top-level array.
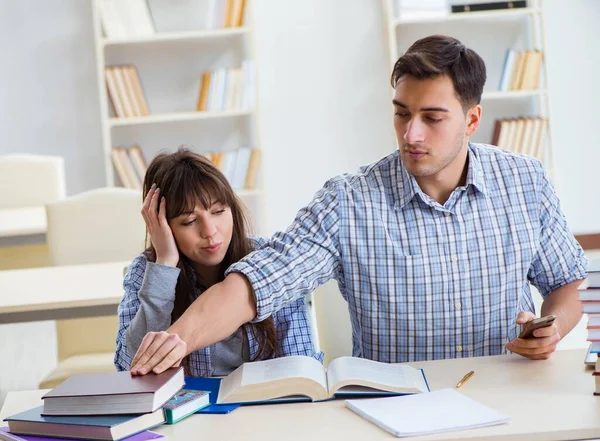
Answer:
[{"left": 345, "top": 388, "right": 510, "bottom": 437}]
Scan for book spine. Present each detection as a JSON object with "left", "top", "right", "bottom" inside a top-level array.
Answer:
[{"left": 451, "top": 1, "right": 527, "bottom": 13}]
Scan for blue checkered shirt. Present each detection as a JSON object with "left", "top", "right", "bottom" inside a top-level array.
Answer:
[
  {"left": 227, "top": 143, "right": 587, "bottom": 362},
  {"left": 114, "top": 238, "right": 323, "bottom": 376}
]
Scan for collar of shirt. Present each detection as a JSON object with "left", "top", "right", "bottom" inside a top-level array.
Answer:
[{"left": 395, "top": 143, "right": 488, "bottom": 211}]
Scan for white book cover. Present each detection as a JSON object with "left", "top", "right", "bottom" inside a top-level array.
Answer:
[
  {"left": 124, "top": 0, "right": 155, "bottom": 36},
  {"left": 221, "top": 150, "right": 239, "bottom": 184},
  {"left": 346, "top": 388, "right": 509, "bottom": 438},
  {"left": 98, "top": 0, "right": 127, "bottom": 39},
  {"left": 206, "top": 0, "right": 226, "bottom": 29},
  {"left": 498, "top": 49, "right": 517, "bottom": 91},
  {"left": 231, "top": 147, "right": 252, "bottom": 190}
]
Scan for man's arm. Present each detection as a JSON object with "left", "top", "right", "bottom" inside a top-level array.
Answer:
[
  {"left": 507, "top": 280, "right": 583, "bottom": 360},
  {"left": 130, "top": 179, "right": 344, "bottom": 374}
]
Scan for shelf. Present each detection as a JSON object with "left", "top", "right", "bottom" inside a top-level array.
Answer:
[
  {"left": 481, "top": 89, "right": 547, "bottom": 100},
  {"left": 236, "top": 189, "right": 261, "bottom": 198},
  {"left": 394, "top": 8, "right": 540, "bottom": 25},
  {"left": 108, "top": 109, "right": 252, "bottom": 127},
  {"left": 102, "top": 27, "right": 251, "bottom": 47}
]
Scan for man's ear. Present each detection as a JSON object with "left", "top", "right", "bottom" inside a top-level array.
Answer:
[{"left": 465, "top": 104, "right": 482, "bottom": 137}]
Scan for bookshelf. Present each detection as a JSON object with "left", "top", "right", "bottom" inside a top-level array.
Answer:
[
  {"left": 383, "top": 0, "right": 555, "bottom": 178},
  {"left": 91, "top": 0, "right": 266, "bottom": 234}
]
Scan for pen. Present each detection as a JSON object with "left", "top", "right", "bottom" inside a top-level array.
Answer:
[{"left": 456, "top": 370, "right": 475, "bottom": 388}]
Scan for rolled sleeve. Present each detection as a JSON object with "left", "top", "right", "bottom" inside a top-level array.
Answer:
[
  {"left": 528, "top": 168, "right": 588, "bottom": 297},
  {"left": 226, "top": 179, "right": 343, "bottom": 322}
]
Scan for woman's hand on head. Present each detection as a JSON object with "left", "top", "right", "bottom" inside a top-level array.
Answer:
[{"left": 141, "top": 185, "right": 180, "bottom": 267}]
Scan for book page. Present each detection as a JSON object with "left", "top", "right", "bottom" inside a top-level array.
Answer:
[
  {"left": 240, "top": 355, "right": 327, "bottom": 389},
  {"left": 327, "top": 356, "right": 427, "bottom": 395}
]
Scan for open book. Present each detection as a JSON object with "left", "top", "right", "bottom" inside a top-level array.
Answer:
[{"left": 216, "top": 355, "right": 429, "bottom": 404}]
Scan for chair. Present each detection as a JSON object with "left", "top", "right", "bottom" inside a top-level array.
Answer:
[
  {"left": 39, "top": 187, "right": 145, "bottom": 389},
  {"left": 0, "top": 154, "right": 66, "bottom": 209},
  {"left": 311, "top": 281, "right": 353, "bottom": 366}
]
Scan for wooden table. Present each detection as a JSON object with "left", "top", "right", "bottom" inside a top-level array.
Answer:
[
  {"left": 0, "top": 261, "right": 129, "bottom": 323},
  {"left": 0, "top": 206, "right": 46, "bottom": 238},
  {"left": 2, "top": 349, "right": 600, "bottom": 441}
]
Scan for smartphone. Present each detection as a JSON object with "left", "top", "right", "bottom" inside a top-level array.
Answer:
[{"left": 518, "top": 314, "right": 556, "bottom": 339}]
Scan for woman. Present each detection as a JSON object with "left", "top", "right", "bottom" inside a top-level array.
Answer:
[{"left": 114, "top": 147, "right": 322, "bottom": 376}]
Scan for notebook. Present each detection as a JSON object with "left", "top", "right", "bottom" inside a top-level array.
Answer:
[
  {"left": 0, "top": 427, "right": 163, "bottom": 441},
  {"left": 42, "top": 368, "right": 184, "bottom": 416},
  {"left": 345, "top": 388, "right": 510, "bottom": 437}
]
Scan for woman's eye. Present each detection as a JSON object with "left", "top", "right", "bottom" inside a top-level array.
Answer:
[
  {"left": 182, "top": 219, "right": 196, "bottom": 226},
  {"left": 213, "top": 209, "right": 226, "bottom": 216}
]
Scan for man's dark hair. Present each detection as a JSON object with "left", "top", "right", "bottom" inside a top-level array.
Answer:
[{"left": 390, "top": 35, "right": 486, "bottom": 111}]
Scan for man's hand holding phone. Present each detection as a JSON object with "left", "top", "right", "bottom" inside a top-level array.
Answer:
[{"left": 505, "top": 312, "right": 561, "bottom": 360}]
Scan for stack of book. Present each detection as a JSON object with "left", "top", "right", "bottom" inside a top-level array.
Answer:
[
  {"left": 196, "top": 61, "right": 256, "bottom": 112},
  {"left": 498, "top": 49, "right": 544, "bottom": 92},
  {"left": 105, "top": 65, "right": 150, "bottom": 119},
  {"left": 206, "top": 0, "right": 247, "bottom": 29},
  {"left": 578, "top": 259, "right": 600, "bottom": 394},
  {"left": 0, "top": 368, "right": 210, "bottom": 441},
  {"left": 98, "top": 0, "right": 155, "bottom": 40}
]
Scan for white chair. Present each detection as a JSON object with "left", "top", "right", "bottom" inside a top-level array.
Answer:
[
  {"left": 312, "top": 281, "right": 353, "bottom": 366},
  {"left": 0, "top": 154, "right": 66, "bottom": 209},
  {"left": 39, "top": 187, "right": 145, "bottom": 389}
]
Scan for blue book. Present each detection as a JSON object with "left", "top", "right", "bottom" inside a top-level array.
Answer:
[
  {"left": 187, "top": 355, "right": 430, "bottom": 406},
  {"left": 3, "top": 406, "right": 165, "bottom": 441},
  {"left": 162, "top": 390, "right": 210, "bottom": 424}
]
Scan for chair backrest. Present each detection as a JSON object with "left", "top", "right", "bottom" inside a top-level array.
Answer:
[
  {"left": 45, "top": 187, "right": 146, "bottom": 360},
  {"left": 0, "top": 154, "right": 66, "bottom": 208},
  {"left": 312, "top": 281, "right": 353, "bottom": 366}
]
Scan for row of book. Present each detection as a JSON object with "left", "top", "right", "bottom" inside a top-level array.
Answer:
[
  {"left": 498, "top": 49, "right": 544, "bottom": 91},
  {"left": 98, "top": 0, "right": 247, "bottom": 40},
  {"left": 110, "top": 145, "right": 148, "bottom": 190},
  {"left": 105, "top": 66, "right": 150, "bottom": 119},
  {"left": 491, "top": 117, "right": 547, "bottom": 160},
  {"left": 0, "top": 369, "right": 210, "bottom": 441},
  {"left": 204, "top": 147, "right": 261, "bottom": 191},
  {"left": 110, "top": 145, "right": 260, "bottom": 192},
  {"left": 578, "top": 259, "right": 600, "bottom": 395},
  {"left": 195, "top": 61, "right": 256, "bottom": 112},
  {"left": 395, "top": 0, "right": 527, "bottom": 20}
]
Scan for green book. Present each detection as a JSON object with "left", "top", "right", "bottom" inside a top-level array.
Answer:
[{"left": 162, "top": 390, "right": 210, "bottom": 424}]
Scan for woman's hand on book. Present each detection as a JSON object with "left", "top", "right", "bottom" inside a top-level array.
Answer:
[
  {"left": 130, "top": 330, "right": 187, "bottom": 375},
  {"left": 142, "top": 184, "right": 179, "bottom": 267}
]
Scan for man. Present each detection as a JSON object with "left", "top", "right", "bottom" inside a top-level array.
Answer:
[{"left": 130, "top": 35, "right": 587, "bottom": 375}]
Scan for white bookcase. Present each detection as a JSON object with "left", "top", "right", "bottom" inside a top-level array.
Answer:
[
  {"left": 382, "top": 0, "right": 555, "bottom": 178},
  {"left": 91, "top": 0, "right": 266, "bottom": 234}
]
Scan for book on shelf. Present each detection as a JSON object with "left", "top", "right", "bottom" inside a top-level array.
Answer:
[
  {"left": 345, "top": 388, "right": 510, "bottom": 438},
  {"left": 450, "top": 1, "right": 527, "bottom": 14},
  {"left": 98, "top": 0, "right": 155, "bottom": 40},
  {"left": 111, "top": 147, "right": 142, "bottom": 190},
  {"left": 394, "top": 0, "right": 449, "bottom": 20},
  {"left": 3, "top": 407, "right": 164, "bottom": 441},
  {"left": 105, "top": 66, "right": 149, "bottom": 119},
  {"left": 491, "top": 117, "right": 547, "bottom": 160},
  {"left": 205, "top": 147, "right": 261, "bottom": 190},
  {"left": 497, "top": 48, "right": 543, "bottom": 91},
  {"left": 214, "top": 355, "right": 429, "bottom": 405},
  {"left": 224, "top": 0, "right": 247, "bottom": 27},
  {"left": 41, "top": 368, "right": 184, "bottom": 416},
  {"left": 162, "top": 390, "right": 210, "bottom": 424},
  {"left": 195, "top": 62, "right": 254, "bottom": 112}
]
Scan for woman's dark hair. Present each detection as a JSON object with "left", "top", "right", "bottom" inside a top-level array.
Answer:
[
  {"left": 141, "top": 147, "right": 276, "bottom": 374},
  {"left": 390, "top": 35, "right": 487, "bottom": 111}
]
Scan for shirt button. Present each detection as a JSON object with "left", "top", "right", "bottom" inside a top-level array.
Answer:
[
  {"left": 444, "top": 212, "right": 451, "bottom": 217},
  {"left": 456, "top": 345, "right": 463, "bottom": 352},
  {"left": 451, "top": 256, "right": 458, "bottom": 263},
  {"left": 455, "top": 302, "right": 461, "bottom": 310}
]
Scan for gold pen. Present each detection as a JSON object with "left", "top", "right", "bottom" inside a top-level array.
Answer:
[{"left": 456, "top": 370, "right": 475, "bottom": 388}]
